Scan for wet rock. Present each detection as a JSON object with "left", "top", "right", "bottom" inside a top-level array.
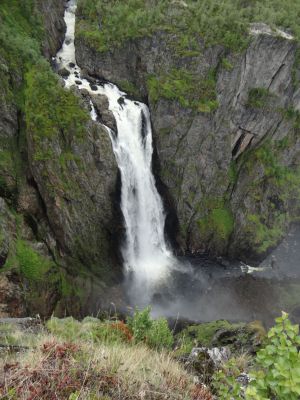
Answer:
[
  {"left": 75, "top": 80, "right": 82, "bottom": 85},
  {"left": 117, "top": 97, "right": 125, "bottom": 106},
  {"left": 69, "top": 62, "right": 75, "bottom": 68},
  {"left": 92, "top": 94, "right": 117, "bottom": 132},
  {"left": 81, "top": 69, "right": 97, "bottom": 83},
  {"left": 184, "top": 346, "right": 230, "bottom": 382},
  {"left": 211, "top": 321, "right": 265, "bottom": 353},
  {"left": 176, "top": 320, "right": 265, "bottom": 355},
  {"left": 236, "top": 373, "right": 250, "bottom": 387},
  {"left": 90, "top": 84, "right": 98, "bottom": 91},
  {"left": 58, "top": 67, "right": 70, "bottom": 78}
]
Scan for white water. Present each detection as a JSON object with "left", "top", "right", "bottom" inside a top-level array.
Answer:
[{"left": 56, "top": 0, "right": 175, "bottom": 300}]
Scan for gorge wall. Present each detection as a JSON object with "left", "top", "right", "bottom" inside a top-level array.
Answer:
[
  {"left": 0, "top": 0, "right": 122, "bottom": 318},
  {"left": 76, "top": 16, "right": 300, "bottom": 262},
  {"left": 1, "top": 0, "right": 300, "bottom": 318}
]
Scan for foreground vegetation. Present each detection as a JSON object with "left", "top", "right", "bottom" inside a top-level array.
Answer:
[{"left": 0, "top": 309, "right": 299, "bottom": 399}]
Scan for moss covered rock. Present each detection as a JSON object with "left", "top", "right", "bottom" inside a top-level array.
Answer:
[{"left": 176, "top": 320, "right": 265, "bottom": 356}]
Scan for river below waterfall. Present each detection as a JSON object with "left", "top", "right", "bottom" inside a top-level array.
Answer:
[{"left": 55, "top": 0, "right": 300, "bottom": 327}]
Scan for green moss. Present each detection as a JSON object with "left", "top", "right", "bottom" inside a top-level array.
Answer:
[
  {"left": 197, "top": 199, "right": 234, "bottom": 244},
  {"left": 16, "top": 240, "right": 53, "bottom": 281},
  {"left": 281, "top": 106, "right": 300, "bottom": 131},
  {"left": 228, "top": 161, "right": 239, "bottom": 185},
  {"left": 246, "top": 214, "right": 285, "bottom": 253},
  {"left": 246, "top": 87, "right": 274, "bottom": 109},
  {"left": 116, "top": 80, "right": 140, "bottom": 98},
  {"left": 147, "top": 68, "right": 218, "bottom": 111},
  {"left": 176, "top": 320, "right": 245, "bottom": 356},
  {"left": 240, "top": 136, "right": 300, "bottom": 254}
]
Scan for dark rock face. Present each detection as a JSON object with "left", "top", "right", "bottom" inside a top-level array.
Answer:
[
  {"left": 0, "top": 1, "right": 123, "bottom": 318},
  {"left": 38, "top": 0, "right": 66, "bottom": 59},
  {"left": 26, "top": 95, "right": 120, "bottom": 281},
  {"left": 91, "top": 94, "right": 117, "bottom": 131},
  {"left": 0, "top": 272, "right": 26, "bottom": 318},
  {"left": 76, "top": 30, "right": 300, "bottom": 262}
]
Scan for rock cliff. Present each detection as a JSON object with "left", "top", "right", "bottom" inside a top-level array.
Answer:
[
  {"left": 0, "top": 1, "right": 122, "bottom": 317},
  {"left": 76, "top": 22, "right": 300, "bottom": 262}
]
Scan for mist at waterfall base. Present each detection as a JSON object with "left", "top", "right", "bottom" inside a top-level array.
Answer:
[{"left": 56, "top": 0, "right": 300, "bottom": 325}]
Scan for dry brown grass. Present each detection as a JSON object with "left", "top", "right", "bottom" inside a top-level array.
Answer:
[{"left": 0, "top": 333, "right": 213, "bottom": 400}]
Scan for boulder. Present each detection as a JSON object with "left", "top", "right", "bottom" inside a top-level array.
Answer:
[{"left": 92, "top": 94, "right": 117, "bottom": 132}]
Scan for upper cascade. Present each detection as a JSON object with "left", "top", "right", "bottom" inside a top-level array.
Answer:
[{"left": 56, "top": 0, "right": 176, "bottom": 302}]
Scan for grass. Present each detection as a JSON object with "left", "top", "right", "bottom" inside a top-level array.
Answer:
[{"left": 0, "top": 318, "right": 213, "bottom": 400}]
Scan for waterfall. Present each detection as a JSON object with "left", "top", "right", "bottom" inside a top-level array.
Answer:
[{"left": 56, "top": 0, "right": 175, "bottom": 302}]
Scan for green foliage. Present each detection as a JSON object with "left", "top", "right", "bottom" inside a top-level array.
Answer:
[
  {"left": 0, "top": 0, "right": 43, "bottom": 90},
  {"left": 16, "top": 240, "right": 53, "bottom": 281},
  {"left": 77, "top": 0, "right": 300, "bottom": 56},
  {"left": 48, "top": 313, "right": 174, "bottom": 350},
  {"left": 24, "top": 64, "right": 89, "bottom": 159},
  {"left": 147, "top": 318, "right": 174, "bottom": 350},
  {"left": 127, "top": 307, "right": 153, "bottom": 343},
  {"left": 241, "top": 135, "right": 300, "bottom": 254},
  {"left": 127, "top": 307, "right": 174, "bottom": 349},
  {"left": 197, "top": 199, "right": 234, "bottom": 244},
  {"left": 213, "top": 313, "right": 300, "bottom": 400},
  {"left": 246, "top": 312, "right": 300, "bottom": 400},
  {"left": 176, "top": 320, "right": 255, "bottom": 355},
  {"left": 246, "top": 214, "right": 285, "bottom": 253},
  {"left": 116, "top": 80, "right": 140, "bottom": 98},
  {"left": 221, "top": 58, "right": 234, "bottom": 71},
  {"left": 77, "top": 0, "right": 168, "bottom": 52},
  {"left": 147, "top": 68, "right": 218, "bottom": 111},
  {"left": 228, "top": 161, "right": 239, "bottom": 185},
  {"left": 246, "top": 87, "right": 273, "bottom": 109},
  {"left": 212, "top": 358, "right": 244, "bottom": 400},
  {"left": 47, "top": 317, "right": 131, "bottom": 345},
  {"left": 281, "top": 106, "right": 300, "bottom": 131}
]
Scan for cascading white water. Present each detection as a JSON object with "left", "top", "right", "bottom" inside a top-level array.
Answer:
[{"left": 56, "top": 0, "right": 175, "bottom": 300}]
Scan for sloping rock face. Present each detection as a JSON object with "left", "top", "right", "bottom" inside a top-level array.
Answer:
[
  {"left": 76, "top": 29, "right": 300, "bottom": 262},
  {"left": 0, "top": 1, "right": 122, "bottom": 317},
  {"left": 38, "top": 0, "right": 66, "bottom": 58}
]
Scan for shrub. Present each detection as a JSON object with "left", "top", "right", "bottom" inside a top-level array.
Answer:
[
  {"left": 246, "top": 87, "right": 273, "bottom": 109},
  {"left": 147, "top": 68, "right": 218, "bottom": 112},
  {"left": 246, "top": 312, "right": 300, "bottom": 399},
  {"left": 127, "top": 307, "right": 174, "bottom": 349},
  {"left": 127, "top": 306, "right": 153, "bottom": 343},
  {"left": 213, "top": 312, "right": 300, "bottom": 400},
  {"left": 147, "top": 318, "right": 174, "bottom": 350}
]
